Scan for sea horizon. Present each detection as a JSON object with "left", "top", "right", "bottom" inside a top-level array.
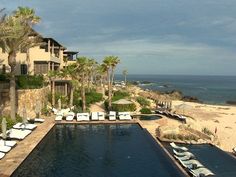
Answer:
[{"left": 115, "top": 74, "right": 236, "bottom": 105}]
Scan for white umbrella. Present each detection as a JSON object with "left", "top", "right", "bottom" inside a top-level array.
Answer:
[
  {"left": 1, "top": 118, "right": 7, "bottom": 145},
  {"left": 35, "top": 100, "right": 41, "bottom": 119},
  {"left": 22, "top": 107, "right": 28, "bottom": 127},
  {"left": 58, "top": 98, "right": 61, "bottom": 110}
]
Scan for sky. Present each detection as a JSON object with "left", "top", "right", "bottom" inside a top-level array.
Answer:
[{"left": 1, "top": 0, "right": 236, "bottom": 75}]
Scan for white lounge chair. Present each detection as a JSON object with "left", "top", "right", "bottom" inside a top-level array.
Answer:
[
  {"left": 91, "top": 112, "right": 99, "bottom": 121},
  {"left": 170, "top": 142, "right": 188, "bottom": 151},
  {"left": 66, "top": 112, "right": 75, "bottom": 121},
  {"left": 27, "top": 118, "right": 45, "bottom": 123},
  {"left": 98, "top": 112, "right": 105, "bottom": 120},
  {"left": 189, "top": 167, "right": 214, "bottom": 177},
  {"left": 118, "top": 112, "right": 132, "bottom": 120},
  {"left": 77, "top": 113, "right": 90, "bottom": 121},
  {"left": 1, "top": 129, "right": 32, "bottom": 140},
  {"left": 174, "top": 155, "right": 194, "bottom": 161},
  {"left": 180, "top": 159, "right": 204, "bottom": 169},
  {"left": 52, "top": 108, "right": 58, "bottom": 115},
  {"left": 233, "top": 147, "right": 236, "bottom": 154},
  {"left": 173, "top": 149, "right": 194, "bottom": 157},
  {"left": 13, "top": 123, "right": 37, "bottom": 130},
  {"left": 0, "top": 139, "right": 17, "bottom": 147},
  {"left": 0, "top": 152, "right": 5, "bottom": 159},
  {"left": 109, "top": 111, "right": 116, "bottom": 120},
  {"left": 0, "top": 145, "right": 11, "bottom": 153},
  {"left": 55, "top": 112, "right": 63, "bottom": 121}
]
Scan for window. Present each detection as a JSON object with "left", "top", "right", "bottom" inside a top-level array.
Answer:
[{"left": 20, "top": 64, "right": 28, "bottom": 75}]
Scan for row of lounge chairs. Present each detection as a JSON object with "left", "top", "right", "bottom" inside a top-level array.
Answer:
[
  {"left": 53, "top": 108, "right": 132, "bottom": 121},
  {"left": 170, "top": 142, "right": 215, "bottom": 177},
  {"left": 156, "top": 110, "right": 187, "bottom": 122},
  {"left": 0, "top": 118, "right": 44, "bottom": 160}
]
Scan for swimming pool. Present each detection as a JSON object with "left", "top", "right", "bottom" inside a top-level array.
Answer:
[
  {"left": 164, "top": 143, "right": 236, "bottom": 177},
  {"left": 11, "top": 124, "right": 186, "bottom": 177}
]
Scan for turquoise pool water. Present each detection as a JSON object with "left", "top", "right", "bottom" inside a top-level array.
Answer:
[{"left": 12, "top": 124, "right": 185, "bottom": 177}]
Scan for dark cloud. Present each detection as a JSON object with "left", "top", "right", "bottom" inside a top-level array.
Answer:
[{"left": 2, "top": 0, "right": 236, "bottom": 75}]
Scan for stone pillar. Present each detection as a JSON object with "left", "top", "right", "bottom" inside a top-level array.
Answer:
[
  {"left": 52, "top": 42, "right": 54, "bottom": 56},
  {"left": 48, "top": 39, "right": 51, "bottom": 54},
  {"left": 48, "top": 62, "right": 50, "bottom": 72},
  {"left": 52, "top": 62, "right": 55, "bottom": 71}
]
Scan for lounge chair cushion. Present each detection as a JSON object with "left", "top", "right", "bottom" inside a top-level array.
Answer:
[
  {"left": 0, "top": 145, "right": 11, "bottom": 153},
  {"left": 0, "top": 152, "right": 5, "bottom": 159},
  {"left": 13, "top": 123, "right": 37, "bottom": 130},
  {"left": 0, "top": 139, "right": 17, "bottom": 147}
]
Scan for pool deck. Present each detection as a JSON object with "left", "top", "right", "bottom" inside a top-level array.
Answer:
[{"left": 0, "top": 118, "right": 189, "bottom": 177}]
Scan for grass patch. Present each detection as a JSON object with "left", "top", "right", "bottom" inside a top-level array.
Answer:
[{"left": 202, "top": 127, "right": 214, "bottom": 136}]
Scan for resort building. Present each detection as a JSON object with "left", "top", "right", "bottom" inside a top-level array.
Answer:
[
  {"left": 0, "top": 37, "right": 67, "bottom": 75},
  {"left": 0, "top": 34, "right": 79, "bottom": 107}
]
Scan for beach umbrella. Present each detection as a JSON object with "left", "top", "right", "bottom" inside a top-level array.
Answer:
[
  {"left": 58, "top": 98, "right": 61, "bottom": 110},
  {"left": 35, "top": 100, "right": 41, "bottom": 118},
  {"left": 1, "top": 118, "right": 7, "bottom": 145},
  {"left": 175, "top": 103, "right": 192, "bottom": 114},
  {"left": 22, "top": 106, "right": 28, "bottom": 125},
  {"left": 112, "top": 99, "right": 133, "bottom": 105}
]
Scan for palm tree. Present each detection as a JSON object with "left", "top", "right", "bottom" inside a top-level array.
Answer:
[
  {"left": 64, "top": 57, "right": 90, "bottom": 112},
  {"left": 48, "top": 70, "right": 59, "bottom": 107},
  {"left": 0, "top": 7, "right": 41, "bottom": 120},
  {"left": 122, "top": 69, "right": 128, "bottom": 86},
  {"left": 86, "top": 59, "right": 97, "bottom": 91},
  {"left": 14, "top": 7, "right": 41, "bottom": 74},
  {"left": 77, "top": 57, "right": 90, "bottom": 112},
  {"left": 102, "top": 56, "right": 120, "bottom": 109}
]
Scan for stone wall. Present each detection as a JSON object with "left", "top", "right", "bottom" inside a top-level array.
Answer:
[
  {"left": 0, "top": 86, "right": 50, "bottom": 117},
  {"left": 17, "top": 86, "right": 50, "bottom": 117}
]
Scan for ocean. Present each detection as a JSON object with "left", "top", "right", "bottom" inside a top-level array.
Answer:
[{"left": 115, "top": 75, "right": 236, "bottom": 105}]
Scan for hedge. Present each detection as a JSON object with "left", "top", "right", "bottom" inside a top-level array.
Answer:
[
  {"left": 136, "top": 96, "right": 150, "bottom": 107},
  {"left": 16, "top": 75, "right": 45, "bottom": 89},
  {"left": 140, "top": 107, "right": 152, "bottom": 114}
]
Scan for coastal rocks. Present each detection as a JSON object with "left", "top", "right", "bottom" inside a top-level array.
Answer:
[
  {"left": 182, "top": 96, "right": 201, "bottom": 103},
  {"left": 226, "top": 100, "right": 236, "bottom": 105}
]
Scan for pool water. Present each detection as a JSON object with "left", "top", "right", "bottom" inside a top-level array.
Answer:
[
  {"left": 12, "top": 124, "right": 185, "bottom": 177},
  {"left": 136, "top": 115, "right": 162, "bottom": 120},
  {"left": 164, "top": 143, "right": 236, "bottom": 177}
]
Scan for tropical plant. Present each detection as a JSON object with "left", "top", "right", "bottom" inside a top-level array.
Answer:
[
  {"left": 122, "top": 69, "right": 128, "bottom": 85},
  {"left": 102, "top": 56, "right": 120, "bottom": 110},
  {"left": 0, "top": 7, "right": 41, "bottom": 120}
]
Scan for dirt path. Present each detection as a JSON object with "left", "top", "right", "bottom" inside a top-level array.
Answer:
[{"left": 90, "top": 101, "right": 105, "bottom": 112}]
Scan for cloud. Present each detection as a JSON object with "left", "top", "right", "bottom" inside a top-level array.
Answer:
[{"left": 2, "top": 0, "right": 236, "bottom": 75}]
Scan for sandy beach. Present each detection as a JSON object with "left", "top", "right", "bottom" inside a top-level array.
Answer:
[
  {"left": 172, "top": 100, "right": 236, "bottom": 152},
  {"left": 127, "top": 85, "right": 236, "bottom": 153}
]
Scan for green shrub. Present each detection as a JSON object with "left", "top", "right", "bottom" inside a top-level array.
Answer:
[
  {"left": 136, "top": 97, "right": 150, "bottom": 107},
  {"left": 140, "top": 107, "right": 152, "bottom": 114},
  {"left": 16, "top": 75, "right": 45, "bottom": 89},
  {"left": 111, "top": 103, "right": 136, "bottom": 112},
  {"left": 73, "top": 89, "right": 103, "bottom": 108},
  {"left": 0, "top": 74, "right": 10, "bottom": 81},
  {"left": 0, "top": 115, "right": 23, "bottom": 133},
  {"left": 85, "top": 91, "right": 103, "bottom": 105},
  {"left": 202, "top": 127, "right": 214, "bottom": 136},
  {"left": 112, "top": 90, "right": 130, "bottom": 101}
]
